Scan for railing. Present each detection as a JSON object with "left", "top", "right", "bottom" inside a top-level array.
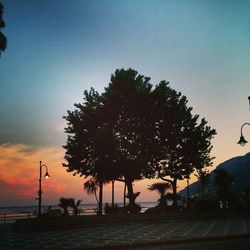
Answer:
[
  {"left": 0, "top": 212, "right": 36, "bottom": 224},
  {"left": 0, "top": 209, "right": 97, "bottom": 224},
  {"left": 0, "top": 207, "right": 149, "bottom": 224}
]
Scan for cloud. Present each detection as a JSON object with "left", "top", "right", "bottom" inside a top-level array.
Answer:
[
  {"left": 0, "top": 143, "right": 85, "bottom": 207},
  {"left": 1, "top": 143, "right": 188, "bottom": 207}
]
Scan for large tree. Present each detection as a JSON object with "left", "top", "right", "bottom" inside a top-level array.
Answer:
[
  {"left": 63, "top": 88, "right": 119, "bottom": 214},
  {"left": 150, "top": 81, "right": 216, "bottom": 208},
  {"left": 63, "top": 69, "right": 216, "bottom": 212},
  {"left": 64, "top": 69, "right": 155, "bottom": 213},
  {"left": 0, "top": 2, "right": 7, "bottom": 55},
  {"left": 101, "top": 69, "right": 155, "bottom": 210}
]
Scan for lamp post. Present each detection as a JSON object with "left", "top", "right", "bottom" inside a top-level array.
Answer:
[
  {"left": 37, "top": 161, "right": 50, "bottom": 216},
  {"left": 237, "top": 123, "right": 250, "bottom": 146}
]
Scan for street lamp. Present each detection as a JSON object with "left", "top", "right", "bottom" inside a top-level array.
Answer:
[
  {"left": 237, "top": 123, "right": 250, "bottom": 146},
  {"left": 37, "top": 161, "right": 50, "bottom": 216}
]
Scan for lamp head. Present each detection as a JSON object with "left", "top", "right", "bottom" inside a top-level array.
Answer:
[
  {"left": 237, "top": 135, "right": 248, "bottom": 146},
  {"left": 44, "top": 171, "right": 50, "bottom": 179}
]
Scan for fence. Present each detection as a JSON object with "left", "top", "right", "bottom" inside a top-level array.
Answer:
[
  {"left": 0, "top": 207, "right": 149, "bottom": 224},
  {"left": 0, "top": 212, "right": 36, "bottom": 224},
  {"left": 0, "top": 209, "right": 97, "bottom": 224}
]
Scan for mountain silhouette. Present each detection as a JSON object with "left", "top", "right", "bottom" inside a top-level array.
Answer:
[{"left": 179, "top": 152, "right": 250, "bottom": 197}]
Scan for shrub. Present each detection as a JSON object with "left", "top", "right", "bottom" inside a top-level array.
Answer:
[
  {"left": 126, "top": 203, "right": 141, "bottom": 214},
  {"left": 193, "top": 197, "right": 219, "bottom": 211},
  {"left": 104, "top": 204, "right": 124, "bottom": 215}
]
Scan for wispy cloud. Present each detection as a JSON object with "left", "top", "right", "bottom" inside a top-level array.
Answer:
[
  {"left": 0, "top": 143, "right": 84, "bottom": 206},
  {"left": 0, "top": 143, "right": 172, "bottom": 207}
]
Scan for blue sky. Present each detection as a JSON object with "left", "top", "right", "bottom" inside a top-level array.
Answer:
[{"left": 0, "top": 0, "right": 250, "bottom": 205}]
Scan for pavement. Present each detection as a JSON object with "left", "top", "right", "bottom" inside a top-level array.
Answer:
[{"left": 0, "top": 218, "right": 250, "bottom": 250}]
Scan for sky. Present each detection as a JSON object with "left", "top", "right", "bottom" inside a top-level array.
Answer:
[{"left": 0, "top": 0, "right": 250, "bottom": 207}]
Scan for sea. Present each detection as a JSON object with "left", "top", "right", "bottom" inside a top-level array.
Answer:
[{"left": 0, "top": 202, "right": 157, "bottom": 215}]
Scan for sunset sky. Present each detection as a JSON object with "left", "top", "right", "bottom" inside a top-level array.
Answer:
[{"left": 0, "top": 0, "right": 250, "bottom": 207}]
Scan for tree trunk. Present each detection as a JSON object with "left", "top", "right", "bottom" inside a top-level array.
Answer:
[
  {"left": 111, "top": 180, "right": 115, "bottom": 207},
  {"left": 98, "top": 181, "right": 103, "bottom": 215},
  {"left": 123, "top": 182, "right": 127, "bottom": 207},
  {"left": 126, "top": 179, "right": 135, "bottom": 205},
  {"left": 186, "top": 177, "right": 191, "bottom": 211},
  {"left": 159, "top": 175, "right": 174, "bottom": 207},
  {"left": 172, "top": 178, "right": 178, "bottom": 210}
]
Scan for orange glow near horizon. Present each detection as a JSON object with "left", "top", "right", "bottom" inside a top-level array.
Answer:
[
  {"left": 0, "top": 143, "right": 159, "bottom": 207},
  {"left": 0, "top": 141, "right": 248, "bottom": 207}
]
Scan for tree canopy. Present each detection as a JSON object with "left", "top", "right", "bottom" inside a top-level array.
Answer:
[
  {"left": 150, "top": 81, "right": 216, "bottom": 207},
  {"left": 63, "top": 68, "right": 216, "bottom": 211},
  {"left": 0, "top": 2, "right": 7, "bottom": 55}
]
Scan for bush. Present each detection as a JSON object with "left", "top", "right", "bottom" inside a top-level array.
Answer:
[
  {"left": 193, "top": 197, "right": 219, "bottom": 211},
  {"left": 104, "top": 204, "right": 124, "bottom": 215},
  {"left": 144, "top": 205, "right": 177, "bottom": 214},
  {"left": 126, "top": 203, "right": 141, "bottom": 214}
]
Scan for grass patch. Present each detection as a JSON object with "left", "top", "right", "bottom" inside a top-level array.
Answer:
[{"left": 15, "top": 210, "right": 250, "bottom": 232}]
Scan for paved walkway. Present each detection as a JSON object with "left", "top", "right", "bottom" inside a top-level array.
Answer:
[{"left": 1, "top": 218, "right": 250, "bottom": 250}]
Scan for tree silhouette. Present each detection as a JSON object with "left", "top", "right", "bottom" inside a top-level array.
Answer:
[
  {"left": 63, "top": 88, "right": 119, "bottom": 215},
  {"left": 148, "top": 182, "right": 171, "bottom": 207},
  {"left": 0, "top": 2, "right": 7, "bottom": 55},
  {"left": 58, "top": 197, "right": 82, "bottom": 216},
  {"left": 64, "top": 69, "right": 155, "bottom": 213},
  {"left": 84, "top": 178, "right": 99, "bottom": 204},
  {"left": 101, "top": 68, "right": 155, "bottom": 211},
  {"left": 63, "top": 68, "right": 216, "bottom": 213},
  {"left": 151, "top": 81, "right": 216, "bottom": 209},
  {"left": 195, "top": 168, "right": 210, "bottom": 195},
  {"left": 214, "top": 168, "right": 233, "bottom": 210}
]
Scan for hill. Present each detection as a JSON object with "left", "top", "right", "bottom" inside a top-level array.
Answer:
[{"left": 179, "top": 152, "right": 250, "bottom": 197}]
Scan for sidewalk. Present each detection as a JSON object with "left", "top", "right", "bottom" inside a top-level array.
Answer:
[{"left": 1, "top": 218, "right": 250, "bottom": 250}]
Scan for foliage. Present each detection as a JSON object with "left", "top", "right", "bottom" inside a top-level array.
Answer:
[
  {"left": 63, "top": 88, "right": 117, "bottom": 181},
  {"left": 243, "top": 185, "right": 250, "bottom": 210},
  {"left": 151, "top": 81, "right": 216, "bottom": 208},
  {"left": 84, "top": 178, "right": 99, "bottom": 204},
  {"left": 125, "top": 191, "right": 141, "bottom": 213},
  {"left": 126, "top": 202, "right": 141, "bottom": 213},
  {"left": 58, "top": 197, "right": 82, "bottom": 216},
  {"left": 192, "top": 195, "right": 219, "bottom": 212},
  {"left": 104, "top": 203, "right": 125, "bottom": 215},
  {"left": 195, "top": 168, "right": 210, "bottom": 194},
  {"left": 63, "top": 69, "right": 154, "bottom": 209},
  {"left": 148, "top": 182, "right": 171, "bottom": 207},
  {"left": 63, "top": 68, "right": 216, "bottom": 212},
  {"left": 214, "top": 168, "right": 234, "bottom": 210},
  {"left": 102, "top": 69, "right": 155, "bottom": 205},
  {"left": 63, "top": 88, "right": 117, "bottom": 214},
  {"left": 0, "top": 2, "right": 7, "bottom": 55}
]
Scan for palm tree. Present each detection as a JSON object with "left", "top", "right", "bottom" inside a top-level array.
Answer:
[
  {"left": 58, "top": 197, "right": 69, "bottom": 215},
  {"left": 148, "top": 182, "right": 171, "bottom": 207},
  {"left": 71, "top": 199, "right": 83, "bottom": 216},
  {"left": 84, "top": 178, "right": 99, "bottom": 204},
  {"left": 195, "top": 168, "right": 210, "bottom": 195},
  {"left": 58, "top": 197, "right": 82, "bottom": 216}
]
